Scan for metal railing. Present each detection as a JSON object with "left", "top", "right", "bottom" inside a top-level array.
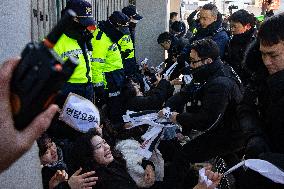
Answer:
[{"left": 31, "top": 0, "right": 133, "bottom": 42}]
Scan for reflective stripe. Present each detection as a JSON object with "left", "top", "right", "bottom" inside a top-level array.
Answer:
[
  {"left": 109, "top": 91, "right": 120, "bottom": 97},
  {"left": 118, "top": 34, "right": 134, "bottom": 59},
  {"left": 53, "top": 34, "right": 92, "bottom": 84},
  {"left": 94, "top": 82, "right": 104, "bottom": 87},
  {"left": 108, "top": 43, "right": 118, "bottom": 51},
  {"left": 91, "top": 58, "right": 105, "bottom": 63},
  {"left": 61, "top": 49, "right": 83, "bottom": 59},
  {"left": 122, "top": 35, "right": 131, "bottom": 42}
]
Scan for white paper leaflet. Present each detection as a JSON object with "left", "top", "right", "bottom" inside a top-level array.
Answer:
[
  {"left": 123, "top": 110, "right": 176, "bottom": 129},
  {"left": 123, "top": 110, "right": 177, "bottom": 159},
  {"left": 199, "top": 168, "right": 215, "bottom": 189},
  {"left": 163, "top": 62, "right": 178, "bottom": 80},
  {"left": 137, "top": 129, "right": 163, "bottom": 159},
  {"left": 223, "top": 159, "right": 284, "bottom": 184}
]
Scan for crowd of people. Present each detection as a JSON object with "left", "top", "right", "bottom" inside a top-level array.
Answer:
[{"left": 0, "top": 0, "right": 284, "bottom": 188}]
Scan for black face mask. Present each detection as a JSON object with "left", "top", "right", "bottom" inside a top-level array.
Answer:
[
  {"left": 192, "top": 64, "right": 211, "bottom": 81},
  {"left": 189, "top": 59, "right": 211, "bottom": 82},
  {"left": 129, "top": 22, "right": 137, "bottom": 29},
  {"left": 65, "top": 21, "right": 87, "bottom": 40},
  {"left": 116, "top": 25, "right": 130, "bottom": 35}
]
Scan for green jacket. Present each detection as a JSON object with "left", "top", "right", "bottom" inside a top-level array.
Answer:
[
  {"left": 91, "top": 28, "right": 123, "bottom": 86},
  {"left": 53, "top": 34, "right": 92, "bottom": 83},
  {"left": 118, "top": 34, "right": 134, "bottom": 60}
]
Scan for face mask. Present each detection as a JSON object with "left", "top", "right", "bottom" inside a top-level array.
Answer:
[
  {"left": 117, "top": 26, "right": 130, "bottom": 34},
  {"left": 129, "top": 22, "right": 137, "bottom": 29},
  {"left": 69, "top": 20, "right": 85, "bottom": 31}
]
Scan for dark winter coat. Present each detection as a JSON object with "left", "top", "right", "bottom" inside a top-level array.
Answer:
[
  {"left": 224, "top": 28, "right": 256, "bottom": 84},
  {"left": 41, "top": 148, "right": 70, "bottom": 189},
  {"left": 125, "top": 79, "right": 174, "bottom": 112},
  {"left": 261, "top": 70, "right": 284, "bottom": 154},
  {"left": 94, "top": 160, "right": 137, "bottom": 189},
  {"left": 161, "top": 34, "right": 189, "bottom": 80},
  {"left": 189, "top": 13, "right": 229, "bottom": 58},
  {"left": 165, "top": 58, "right": 244, "bottom": 141},
  {"left": 118, "top": 79, "right": 173, "bottom": 140}
]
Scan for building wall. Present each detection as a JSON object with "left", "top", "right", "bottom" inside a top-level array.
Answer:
[
  {"left": 136, "top": 0, "right": 170, "bottom": 66},
  {"left": 170, "top": 0, "right": 181, "bottom": 16},
  {"left": 28, "top": 0, "right": 130, "bottom": 43},
  {"left": 0, "top": 0, "right": 32, "bottom": 62},
  {"left": 0, "top": 1, "right": 43, "bottom": 187},
  {"left": 0, "top": 144, "right": 43, "bottom": 189}
]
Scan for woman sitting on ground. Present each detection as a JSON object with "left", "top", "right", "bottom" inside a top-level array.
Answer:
[
  {"left": 37, "top": 133, "right": 98, "bottom": 189},
  {"left": 69, "top": 130, "right": 222, "bottom": 189}
]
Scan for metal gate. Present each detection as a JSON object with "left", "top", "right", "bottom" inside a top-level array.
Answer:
[{"left": 31, "top": 0, "right": 132, "bottom": 42}]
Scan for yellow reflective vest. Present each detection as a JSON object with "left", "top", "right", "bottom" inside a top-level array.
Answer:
[
  {"left": 91, "top": 28, "right": 123, "bottom": 86},
  {"left": 118, "top": 34, "right": 134, "bottom": 59},
  {"left": 53, "top": 34, "right": 93, "bottom": 84}
]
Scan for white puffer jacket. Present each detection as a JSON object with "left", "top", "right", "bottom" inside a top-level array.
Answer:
[{"left": 115, "top": 139, "right": 164, "bottom": 188}]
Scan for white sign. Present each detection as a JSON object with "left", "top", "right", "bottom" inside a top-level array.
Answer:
[
  {"left": 223, "top": 159, "right": 284, "bottom": 184},
  {"left": 59, "top": 93, "right": 100, "bottom": 133}
]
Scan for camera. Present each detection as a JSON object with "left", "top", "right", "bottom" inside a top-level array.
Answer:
[{"left": 10, "top": 10, "right": 79, "bottom": 130}]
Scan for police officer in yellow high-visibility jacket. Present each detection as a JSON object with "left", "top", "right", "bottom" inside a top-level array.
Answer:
[
  {"left": 117, "top": 34, "right": 136, "bottom": 76},
  {"left": 120, "top": 5, "right": 143, "bottom": 77},
  {"left": 91, "top": 28, "right": 123, "bottom": 108},
  {"left": 53, "top": 0, "right": 96, "bottom": 104},
  {"left": 91, "top": 11, "right": 129, "bottom": 123}
]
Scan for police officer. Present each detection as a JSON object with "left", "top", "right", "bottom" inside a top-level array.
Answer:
[
  {"left": 91, "top": 11, "right": 129, "bottom": 123},
  {"left": 122, "top": 5, "right": 143, "bottom": 43},
  {"left": 54, "top": 0, "right": 96, "bottom": 103},
  {"left": 119, "top": 5, "right": 143, "bottom": 77}
]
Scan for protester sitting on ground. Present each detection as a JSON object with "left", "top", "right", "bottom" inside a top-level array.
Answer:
[
  {"left": 0, "top": 57, "right": 59, "bottom": 173},
  {"left": 110, "top": 76, "right": 175, "bottom": 141},
  {"left": 121, "top": 76, "right": 174, "bottom": 112},
  {"left": 69, "top": 129, "right": 223, "bottom": 189},
  {"left": 115, "top": 139, "right": 164, "bottom": 188},
  {"left": 69, "top": 129, "right": 137, "bottom": 189},
  {"left": 37, "top": 133, "right": 98, "bottom": 189}
]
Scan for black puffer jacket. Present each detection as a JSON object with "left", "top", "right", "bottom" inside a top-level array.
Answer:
[
  {"left": 224, "top": 28, "right": 256, "bottom": 84},
  {"left": 165, "top": 58, "right": 243, "bottom": 137},
  {"left": 94, "top": 160, "right": 137, "bottom": 189},
  {"left": 261, "top": 71, "right": 284, "bottom": 154}
]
